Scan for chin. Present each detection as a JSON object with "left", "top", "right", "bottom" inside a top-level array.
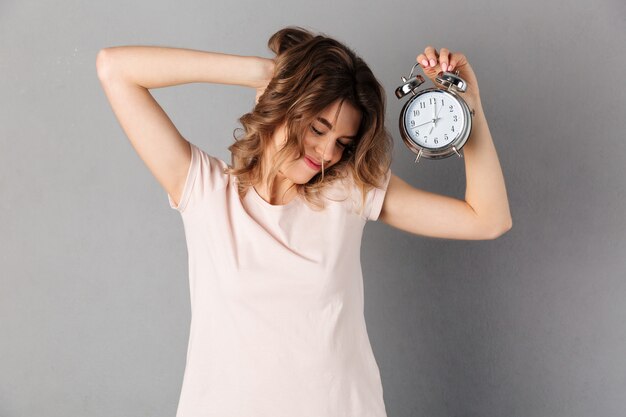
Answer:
[
  {"left": 284, "top": 160, "right": 335, "bottom": 184},
  {"left": 295, "top": 173, "right": 316, "bottom": 184}
]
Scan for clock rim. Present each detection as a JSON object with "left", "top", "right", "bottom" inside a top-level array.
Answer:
[{"left": 398, "top": 87, "right": 472, "bottom": 160}]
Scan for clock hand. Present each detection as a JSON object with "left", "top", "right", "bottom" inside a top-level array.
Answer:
[
  {"left": 414, "top": 119, "right": 435, "bottom": 128},
  {"left": 434, "top": 100, "right": 446, "bottom": 127},
  {"left": 430, "top": 102, "right": 445, "bottom": 134},
  {"left": 435, "top": 103, "right": 444, "bottom": 119}
]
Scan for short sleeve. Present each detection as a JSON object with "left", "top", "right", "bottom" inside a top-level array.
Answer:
[
  {"left": 364, "top": 168, "right": 392, "bottom": 222},
  {"left": 167, "top": 142, "right": 228, "bottom": 214}
]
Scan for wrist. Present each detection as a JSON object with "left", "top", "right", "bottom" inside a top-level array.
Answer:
[
  {"left": 250, "top": 56, "right": 275, "bottom": 89},
  {"left": 466, "top": 92, "right": 482, "bottom": 114}
]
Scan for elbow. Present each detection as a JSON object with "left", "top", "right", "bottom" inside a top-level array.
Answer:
[
  {"left": 96, "top": 48, "right": 116, "bottom": 81},
  {"left": 488, "top": 218, "right": 513, "bottom": 239}
]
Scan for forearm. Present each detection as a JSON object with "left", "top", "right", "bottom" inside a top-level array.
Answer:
[
  {"left": 463, "top": 101, "right": 513, "bottom": 231},
  {"left": 96, "top": 45, "right": 271, "bottom": 90}
]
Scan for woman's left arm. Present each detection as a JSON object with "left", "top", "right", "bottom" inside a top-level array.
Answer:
[
  {"left": 459, "top": 97, "right": 513, "bottom": 231},
  {"left": 425, "top": 47, "right": 513, "bottom": 231},
  {"left": 378, "top": 47, "right": 512, "bottom": 239}
]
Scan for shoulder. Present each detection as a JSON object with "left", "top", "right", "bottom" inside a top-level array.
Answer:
[
  {"left": 322, "top": 165, "right": 392, "bottom": 221},
  {"left": 169, "top": 142, "right": 230, "bottom": 213},
  {"left": 190, "top": 142, "right": 230, "bottom": 185}
]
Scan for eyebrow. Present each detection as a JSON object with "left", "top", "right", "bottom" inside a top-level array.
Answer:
[{"left": 316, "top": 117, "right": 357, "bottom": 140}]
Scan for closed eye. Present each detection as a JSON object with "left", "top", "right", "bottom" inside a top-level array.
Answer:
[
  {"left": 309, "top": 125, "right": 351, "bottom": 148},
  {"left": 310, "top": 125, "right": 323, "bottom": 136}
]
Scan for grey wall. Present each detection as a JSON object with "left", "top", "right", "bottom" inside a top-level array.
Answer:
[{"left": 1, "top": 1, "right": 625, "bottom": 416}]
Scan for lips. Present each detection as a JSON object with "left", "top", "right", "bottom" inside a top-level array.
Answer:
[
  {"left": 304, "top": 156, "right": 322, "bottom": 170},
  {"left": 305, "top": 156, "right": 321, "bottom": 166}
]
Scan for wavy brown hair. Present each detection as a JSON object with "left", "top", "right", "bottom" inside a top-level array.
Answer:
[{"left": 225, "top": 25, "right": 393, "bottom": 216}]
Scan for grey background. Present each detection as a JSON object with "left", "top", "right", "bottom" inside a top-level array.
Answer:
[{"left": 1, "top": 1, "right": 625, "bottom": 416}]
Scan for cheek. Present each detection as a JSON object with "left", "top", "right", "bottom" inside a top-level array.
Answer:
[{"left": 301, "top": 136, "right": 314, "bottom": 150}]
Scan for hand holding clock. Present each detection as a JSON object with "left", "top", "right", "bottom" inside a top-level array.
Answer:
[
  {"left": 396, "top": 46, "right": 478, "bottom": 161},
  {"left": 416, "top": 46, "right": 481, "bottom": 111}
]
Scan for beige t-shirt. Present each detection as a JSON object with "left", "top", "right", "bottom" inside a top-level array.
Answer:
[{"left": 168, "top": 142, "right": 391, "bottom": 417}]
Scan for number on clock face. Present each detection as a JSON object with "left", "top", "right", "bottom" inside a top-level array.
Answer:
[{"left": 405, "top": 90, "right": 464, "bottom": 149}]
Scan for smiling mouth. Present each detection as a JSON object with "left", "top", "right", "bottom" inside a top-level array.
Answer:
[{"left": 304, "top": 156, "right": 322, "bottom": 170}]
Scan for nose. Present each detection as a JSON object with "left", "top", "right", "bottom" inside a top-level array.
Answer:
[{"left": 315, "top": 137, "right": 337, "bottom": 165}]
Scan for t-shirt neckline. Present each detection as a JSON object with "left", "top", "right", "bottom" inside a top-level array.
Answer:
[{"left": 249, "top": 185, "right": 301, "bottom": 210}]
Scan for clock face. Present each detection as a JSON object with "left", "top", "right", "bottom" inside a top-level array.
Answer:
[{"left": 403, "top": 90, "right": 465, "bottom": 149}]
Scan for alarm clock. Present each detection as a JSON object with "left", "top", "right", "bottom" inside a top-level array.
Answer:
[{"left": 395, "top": 61, "right": 475, "bottom": 163}]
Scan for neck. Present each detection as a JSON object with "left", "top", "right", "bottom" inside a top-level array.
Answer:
[{"left": 254, "top": 148, "right": 297, "bottom": 205}]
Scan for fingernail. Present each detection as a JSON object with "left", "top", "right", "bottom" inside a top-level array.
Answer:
[
  {"left": 441, "top": 63, "right": 448, "bottom": 72},
  {"left": 430, "top": 58, "right": 436, "bottom": 67},
  {"left": 421, "top": 59, "right": 428, "bottom": 67}
]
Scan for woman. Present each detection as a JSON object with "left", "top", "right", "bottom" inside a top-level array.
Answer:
[{"left": 97, "top": 26, "right": 512, "bottom": 417}]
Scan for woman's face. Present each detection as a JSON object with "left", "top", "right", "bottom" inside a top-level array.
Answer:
[{"left": 272, "top": 99, "right": 362, "bottom": 184}]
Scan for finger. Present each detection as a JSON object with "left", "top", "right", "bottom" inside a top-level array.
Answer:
[
  {"left": 438, "top": 48, "right": 450, "bottom": 72},
  {"left": 416, "top": 53, "right": 429, "bottom": 68},
  {"left": 424, "top": 46, "right": 438, "bottom": 68},
  {"left": 448, "top": 52, "right": 466, "bottom": 72}
]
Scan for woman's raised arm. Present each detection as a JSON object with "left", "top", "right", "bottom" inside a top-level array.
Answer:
[
  {"left": 96, "top": 46, "right": 273, "bottom": 89},
  {"left": 96, "top": 46, "right": 273, "bottom": 207}
]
